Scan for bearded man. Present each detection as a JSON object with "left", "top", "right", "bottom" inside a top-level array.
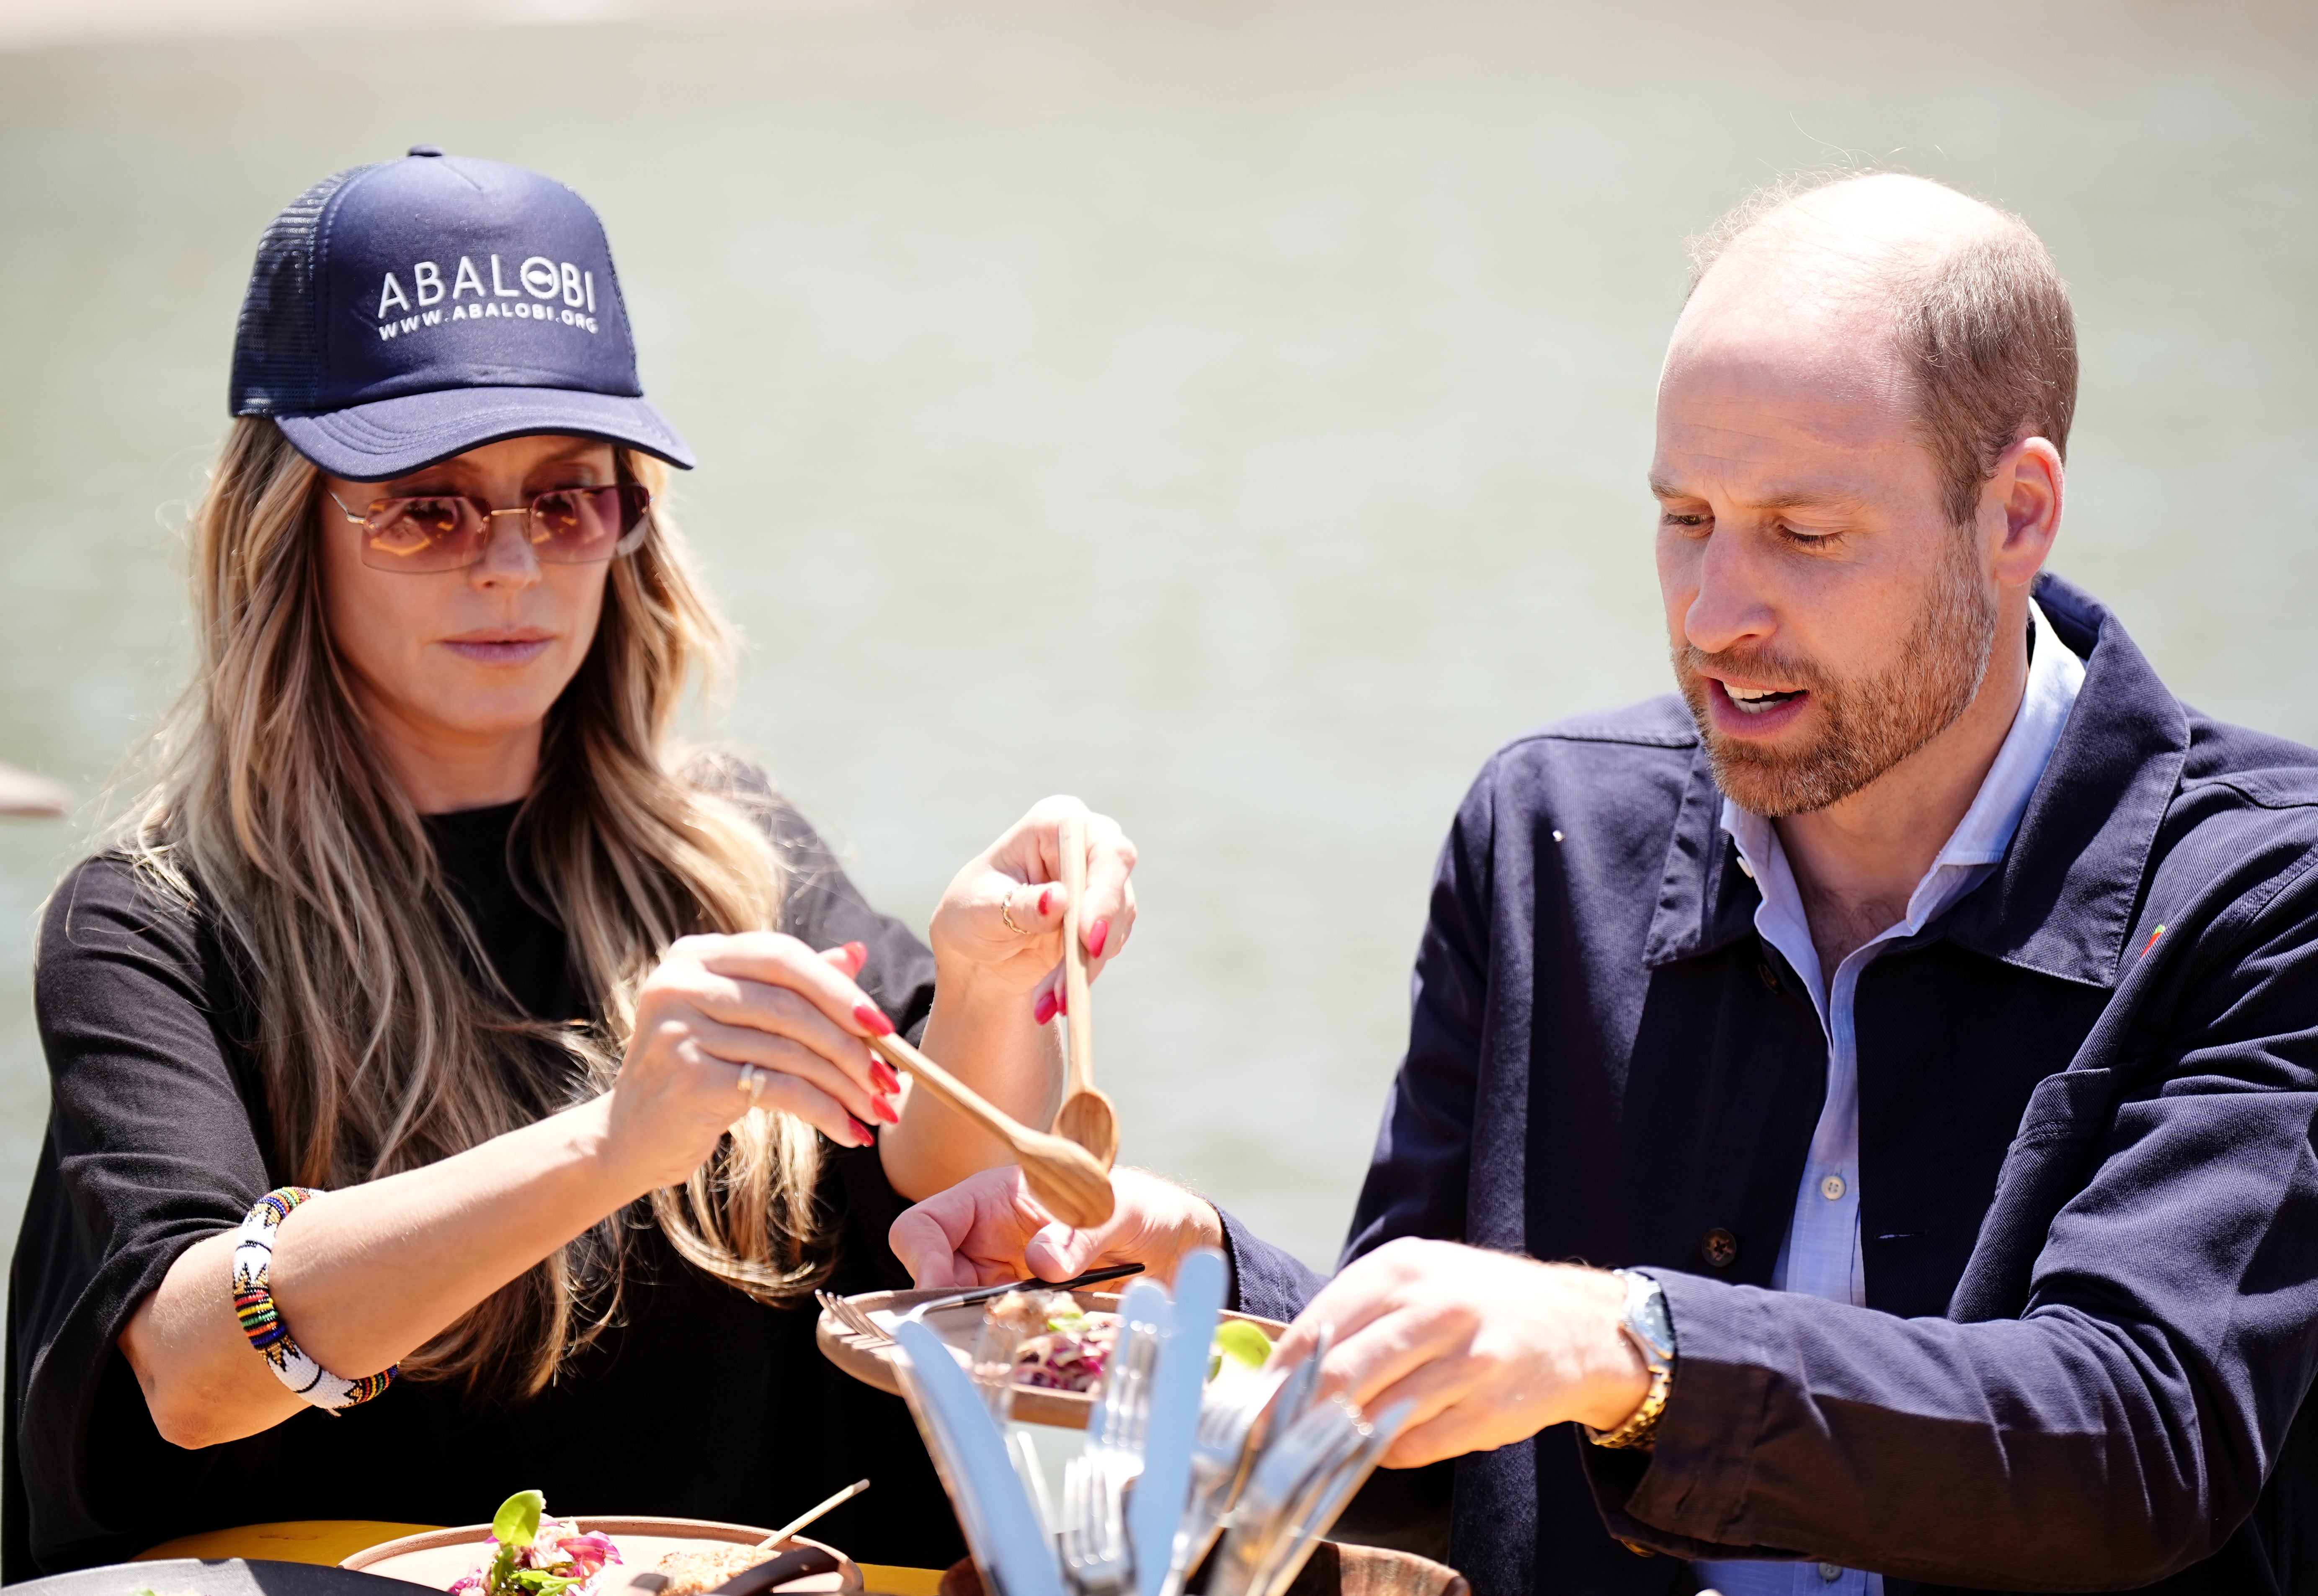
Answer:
[{"left": 896, "top": 174, "right": 2318, "bottom": 1595}]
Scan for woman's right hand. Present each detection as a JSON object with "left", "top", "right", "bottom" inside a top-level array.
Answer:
[{"left": 604, "top": 933, "right": 902, "bottom": 1192}]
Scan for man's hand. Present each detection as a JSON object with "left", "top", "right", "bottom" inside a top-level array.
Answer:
[
  {"left": 890, "top": 1165, "right": 1225, "bottom": 1289},
  {"left": 1276, "top": 1238, "right": 1649, "bottom": 1469}
]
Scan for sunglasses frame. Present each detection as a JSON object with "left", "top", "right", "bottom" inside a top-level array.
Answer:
[{"left": 326, "top": 483, "right": 654, "bottom": 573}]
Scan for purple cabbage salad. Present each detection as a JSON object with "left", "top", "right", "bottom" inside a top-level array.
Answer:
[{"left": 450, "top": 1490, "right": 623, "bottom": 1596}]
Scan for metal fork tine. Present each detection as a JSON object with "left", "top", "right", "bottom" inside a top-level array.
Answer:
[{"left": 817, "top": 1290, "right": 892, "bottom": 1346}]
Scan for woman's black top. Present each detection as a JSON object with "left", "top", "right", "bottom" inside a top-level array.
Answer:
[{"left": 5, "top": 794, "right": 967, "bottom": 1578}]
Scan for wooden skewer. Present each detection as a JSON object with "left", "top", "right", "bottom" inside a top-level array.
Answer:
[
  {"left": 866, "top": 1029, "right": 1117, "bottom": 1228},
  {"left": 1051, "top": 811, "right": 1120, "bottom": 1169},
  {"left": 756, "top": 1478, "right": 871, "bottom": 1548}
]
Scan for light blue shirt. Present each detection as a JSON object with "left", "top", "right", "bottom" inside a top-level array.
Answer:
[{"left": 1692, "top": 602, "right": 2084, "bottom": 1596}]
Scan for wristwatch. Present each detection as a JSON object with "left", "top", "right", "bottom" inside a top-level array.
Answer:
[{"left": 1586, "top": 1269, "right": 1675, "bottom": 1451}]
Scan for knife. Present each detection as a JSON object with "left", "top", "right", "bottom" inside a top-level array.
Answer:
[
  {"left": 1131, "top": 1247, "right": 1225, "bottom": 1596},
  {"left": 892, "top": 1319, "right": 1066, "bottom": 1596}
]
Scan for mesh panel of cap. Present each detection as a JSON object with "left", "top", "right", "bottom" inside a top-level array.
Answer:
[{"left": 228, "top": 166, "right": 369, "bottom": 417}]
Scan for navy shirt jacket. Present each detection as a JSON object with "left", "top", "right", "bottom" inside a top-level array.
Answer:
[{"left": 1220, "top": 573, "right": 2318, "bottom": 1596}]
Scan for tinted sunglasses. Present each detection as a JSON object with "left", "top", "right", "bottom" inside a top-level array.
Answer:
[{"left": 327, "top": 484, "right": 653, "bottom": 573}]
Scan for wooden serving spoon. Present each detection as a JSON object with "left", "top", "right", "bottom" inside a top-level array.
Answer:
[
  {"left": 864, "top": 1029, "right": 1116, "bottom": 1228},
  {"left": 1052, "top": 811, "right": 1121, "bottom": 1169}
]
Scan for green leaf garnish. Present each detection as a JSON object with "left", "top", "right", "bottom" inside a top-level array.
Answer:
[
  {"left": 510, "top": 1573, "right": 584, "bottom": 1596},
  {"left": 492, "top": 1489, "right": 546, "bottom": 1549}
]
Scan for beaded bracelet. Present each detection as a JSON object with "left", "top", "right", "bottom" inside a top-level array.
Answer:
[{"left": 231, "top": 1187, "right": 397, "bottom": 1413}]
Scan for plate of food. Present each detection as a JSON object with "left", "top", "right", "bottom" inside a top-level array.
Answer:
[
  {"left": 343, "top": 1492, "right": 861, "bottom": 1596},
  {"left": 815, "top": 1287, "right": 1288, "bottom": 1430}
]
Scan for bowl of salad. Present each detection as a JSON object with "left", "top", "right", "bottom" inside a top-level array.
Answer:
[
  {"left": 342, "top": 1492, "right": 861, "bottom": 1596},
  {"left": 815, "top": 1288, "right": 1285, "bottom": 1429}
]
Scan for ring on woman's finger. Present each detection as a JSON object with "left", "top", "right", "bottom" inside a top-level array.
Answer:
[
  {"left": 998, "top": 888, "right": 1034, "bottom": 936},
  {"left": 737, "top": 1063, "right": 765, "bottom": 1101}
]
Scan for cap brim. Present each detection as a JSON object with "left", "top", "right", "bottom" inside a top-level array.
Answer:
[{"left": 275, "top": 386, "right": 694, "bottom": 480}]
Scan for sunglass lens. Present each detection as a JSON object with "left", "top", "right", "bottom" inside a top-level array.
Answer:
[
  {"left": 530, "top": 485, "right": 652, "bottom": 563},
  {"left": 615, "top": 483, "right": 652, "bottom": 536},
  {"left": 531, "top": 487, "right": 617, "bottom": 561},
  {"left": 363, "top": 497, "right": 482, "bottom": 570}
]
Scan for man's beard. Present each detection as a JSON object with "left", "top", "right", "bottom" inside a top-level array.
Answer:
[{"left": 1674, "top": 538, "right": 1999, "bottom": 818}]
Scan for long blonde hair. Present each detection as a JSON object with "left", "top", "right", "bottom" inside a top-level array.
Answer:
[{"left": 127, "top": 417, "right": 833, "bottom": 1394}]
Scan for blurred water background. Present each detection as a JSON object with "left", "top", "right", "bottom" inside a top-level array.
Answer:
[{"left": 2, "top": 0, "right": 2314, "bottom": 1270}]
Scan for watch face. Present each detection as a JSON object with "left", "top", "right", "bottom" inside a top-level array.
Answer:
[{"left": 1628, "top": 1278, "right": 1676, "bottom": 1361}]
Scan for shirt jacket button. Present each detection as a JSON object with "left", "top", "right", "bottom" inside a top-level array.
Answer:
[
  {"left": 1700, "top": 1227, "right": 1739, "bottom": 1268},
  {"left": 1757, "top": 960, "right": 1779, "bottom": 992},
  {"left": 1818, "top": 1563, "right": 1844, "bottom": 1582}
]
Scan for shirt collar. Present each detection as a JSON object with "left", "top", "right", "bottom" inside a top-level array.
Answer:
[
  {"left": 1718, "top": 598, "right": 2085, "bottom": 935},
  {"left": 1715, "top": 602, "right": 2083, "bottom": 1014},
  {"left": 1938, "top": 574, "right": 2190, "bottom": 986},
  {"left": 1644, "top": 571, "right": 2185, "bottom": 985}
]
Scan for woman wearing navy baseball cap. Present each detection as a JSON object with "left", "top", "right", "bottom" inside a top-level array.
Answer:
[{"left": 6, "top": 148, "right": 1138, "bottom": 1574}]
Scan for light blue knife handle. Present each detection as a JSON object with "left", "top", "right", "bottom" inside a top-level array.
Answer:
[
  {"left": 893, "top": 1319, "right": 1065, "bottom": 1596},
  {"left": 1132, "top": 1248, "right": 1227, "bottom": 1596}
]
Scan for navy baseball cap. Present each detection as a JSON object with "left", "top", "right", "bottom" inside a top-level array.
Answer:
[{"left": 229, "top": 146, "right": 693, "bottom": 481}]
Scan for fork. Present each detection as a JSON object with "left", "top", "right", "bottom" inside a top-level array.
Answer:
[
  {"left": 1254, "top": 1400, "right": 1414, "bottom": 1596},
  {"left": 815, "top": 1289, "right": 885, "bottom": 1343},
  {"left": 1169, "top": 1361, "right": 1295, "bottom": 1586},
  {"left": 1065, "top": 1298, "right": 1158, "bottom": 1596},
  {"left": 1062, "top": 1450, "right": 1133, "bottom": 1596},
  {"left": 1204, "top": 1397, "right": 1367, "bottom": 1596}
]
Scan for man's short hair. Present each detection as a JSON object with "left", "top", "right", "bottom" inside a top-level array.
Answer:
[{"left": 1689, "top": 174, "right": 2078, "bottom": 527}]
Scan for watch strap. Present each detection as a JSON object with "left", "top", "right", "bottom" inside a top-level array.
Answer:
[{"left": 1586, "top": 1269, "right": 1673, "bottom": 1451}]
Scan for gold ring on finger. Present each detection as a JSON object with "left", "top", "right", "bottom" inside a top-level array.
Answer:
[
  {"left": 738, "top": 1063, "right": 764, "bottom": 1100},
  {"left": 999, "top": 889, "right": 1033, "bottom": 936}
]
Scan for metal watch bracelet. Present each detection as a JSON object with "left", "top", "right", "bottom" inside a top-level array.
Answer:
[{"left": 1586, "top": 1268, "right": 1674, "bottom": 1451}]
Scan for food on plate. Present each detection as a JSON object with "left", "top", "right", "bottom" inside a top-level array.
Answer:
[
  {"left": 994, "top": 1292, "right": 1277, "bottom": 1395},
  {"left": 451, "top": 1490, "right": 624, "bottom": 1596},
  {"left": 653, "top": 1546, "right": 776, "bottom": 1596},
  {"left": 1003, "top": 1293, "right": 1119, "bottom": 1392}
]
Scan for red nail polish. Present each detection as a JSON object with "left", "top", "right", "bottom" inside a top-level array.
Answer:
[
  {"left": 1088, "top": 918, "right": 1110, "bottom": 959},
  {"left": 843, "top": 941, "right": 867, "bottom": 967},
  {"left": 853, "top": 1003, "right": 895, "bottom": 1037},
  {"left": 871, "top": 1060, "right": 901, "bottom": 1094},
  {"left": 1033, "top": 990, "right": 1058, "bottom": 1026},
  {"left": 850, "top": 1116, "right": 877, "bottom": 1144},
  {"left": 1038, "top": 886, "right": 1055, "bottom": 917},
  {"left": 872, "top": 1095, "right": 900, "bottom": 1125},
  {"left": 1055, "top": 987, "right": 1068, "bottom": 1016}
]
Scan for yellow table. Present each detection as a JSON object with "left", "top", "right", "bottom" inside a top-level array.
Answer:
[
  {"left": 132, "top": 1521, "right": 946, "bottom": 1596},
  {"left": 136, "top": 1524, "right": 438, "bottom": 1567}
]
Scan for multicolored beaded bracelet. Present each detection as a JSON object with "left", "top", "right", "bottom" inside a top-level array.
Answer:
[{"left": 231, "top": 1187, "right": 397, "bottom": 1413}]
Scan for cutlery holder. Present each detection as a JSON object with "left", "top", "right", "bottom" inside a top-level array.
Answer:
[{"left": 938, "top": 1542, "right": 1469, "bottom": 1596}]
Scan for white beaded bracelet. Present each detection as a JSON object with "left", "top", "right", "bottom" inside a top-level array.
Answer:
[{"left": 231, "top": 1187, "right": 397, "bottom": 1413}]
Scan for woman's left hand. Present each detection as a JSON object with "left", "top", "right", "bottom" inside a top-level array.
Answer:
[{"left": 928, "top": 796, "right": 1139, "bottom": 1022}]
